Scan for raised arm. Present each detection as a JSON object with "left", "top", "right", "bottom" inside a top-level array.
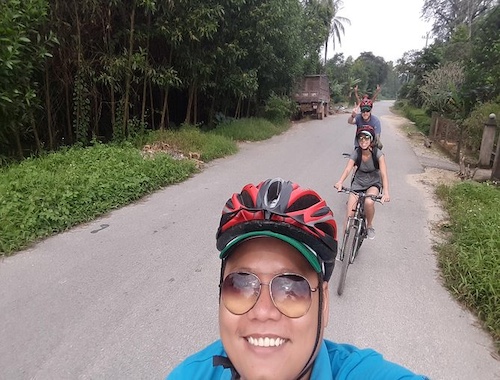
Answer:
[
  {"left": 348, "top": 108, "right": 358, "bottom": 125},
  {"left": 354, "top": 84, "right": 360, "bottom": 106},
  {"left": 372, "top": 84, "right": 381, "bottom": 102}
]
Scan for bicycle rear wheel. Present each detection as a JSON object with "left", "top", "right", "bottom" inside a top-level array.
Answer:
[{"left": 337, "top": 224, "right": 357, "bottom": 296}]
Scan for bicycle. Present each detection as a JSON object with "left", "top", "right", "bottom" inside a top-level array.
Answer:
[{"left": 336, "top": 187, "right": 383, "bottom": 296}]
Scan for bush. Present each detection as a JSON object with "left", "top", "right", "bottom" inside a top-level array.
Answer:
[
  {"left": 394, "top": 101, "right": 431, "bottom": 134},
  {"left": 463, "top": 101, "right": 500, "bottom": 153},
  {"left": 262, "top": 93, "right": 295, "bottom": 123}
]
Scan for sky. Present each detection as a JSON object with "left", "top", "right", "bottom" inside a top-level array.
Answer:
[{"left": 327, "top": 0, "right": 434, "bottom": 63}]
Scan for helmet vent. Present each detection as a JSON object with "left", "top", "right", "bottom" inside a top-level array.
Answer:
[
  {"left": 240, "top": 190, "right": 255, "bottom": 208},
  {"left": 287, "top": 194, "right": 320, "bottom": 212},
  {"left": 265, "top": 179, "right": 283, "bottom": 209}
]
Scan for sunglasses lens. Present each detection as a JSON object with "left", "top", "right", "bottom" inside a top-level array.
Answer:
[
  {"left": 358, "top": 135, "right": 371, "bottom": 141},
  {"left": 221, "top": 272, "right": 260, "bottom": 315},
  {"left": 271, "top": 274, "right": 312, "bottom": 318},
  {"left": 361, "top": 108, "right": 371, "bottom": 112}
]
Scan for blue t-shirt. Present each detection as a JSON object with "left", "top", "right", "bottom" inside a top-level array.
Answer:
[
  {"left": 167, "top": 339, "right": 428, "bottom": 379},
  {"left": 353, "top": 113, "right": 381, "bottom": 147},
  {"left": 354, "top": 113, "right": 381, "bottom": 136}
]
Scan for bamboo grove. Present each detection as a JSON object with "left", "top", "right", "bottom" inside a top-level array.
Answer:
[{"left": 1, "top": 0, "right": 337, "bottom": 161}]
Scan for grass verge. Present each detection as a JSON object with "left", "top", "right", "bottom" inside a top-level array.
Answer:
[
  {"left": 0, "top": 118, "right": 289, "bottom": 255},
  {"left": 436, "top": 181, "right": 500, "bottom": 353}
]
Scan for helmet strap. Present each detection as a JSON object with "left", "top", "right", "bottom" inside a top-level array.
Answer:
[{"left": 295, "top": 274, "right": 324, "bottom": 379}]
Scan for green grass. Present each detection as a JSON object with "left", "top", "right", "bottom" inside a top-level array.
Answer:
[
  {"left": 436, "top": 181, "right": 500, "bottom": 352},
  {"left": 393, "top": 100, "right": 431, "bottom": 134},
  {"left": 211, "top": 117, "right": 290, "bottom": 141},
  {"left": 0, "top": 118, "right": 289, "bottom": 255}
]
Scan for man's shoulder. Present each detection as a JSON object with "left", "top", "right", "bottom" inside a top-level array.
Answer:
[
  {"left": 167, "top": 340, "right": 227, "bottom": 379},
  {"left": 322, "top": 340, "right": 428, "bottom": 379},
  {"left": 371, "top": 113, "right": 381, "bottom": 121}
]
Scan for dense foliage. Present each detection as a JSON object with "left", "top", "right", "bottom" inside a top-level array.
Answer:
[{"left": 0, "top": 0, "right": 332, "bottom": 162}]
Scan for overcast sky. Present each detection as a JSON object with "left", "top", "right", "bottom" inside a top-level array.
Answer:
[{"left": 327, "top": 0, "right": 434, "bottom": 63}]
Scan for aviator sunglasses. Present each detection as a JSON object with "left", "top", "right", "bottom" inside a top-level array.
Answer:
[
  {"left": 361, "top": 107, "right": 371, "bottom": 113},
  {"left": 220, "top": 272, "right": 318, "bottom": 318},
  {"left": 358, "top": 134, "right": 372, "bottom": 141}
]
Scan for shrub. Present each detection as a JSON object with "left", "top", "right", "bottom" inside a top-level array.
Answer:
[
  {"left": 463, "top": 102, "right": 500, "bottom": 153},
  {"left": 263, "top": 93, "right": 295, "bottom": 123}
]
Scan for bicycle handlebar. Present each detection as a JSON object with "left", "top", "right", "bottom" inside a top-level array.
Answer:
[{"left": 338, "top": 187, "right": 384, "bottom": 203}]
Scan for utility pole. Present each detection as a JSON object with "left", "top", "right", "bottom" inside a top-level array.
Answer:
[{"left": 422, "top": 31, "right": 432, "bottom": 48}]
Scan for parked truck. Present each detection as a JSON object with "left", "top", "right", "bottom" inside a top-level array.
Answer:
[{"left": 293, "top": 74, "right": 330, "bottom": 120}]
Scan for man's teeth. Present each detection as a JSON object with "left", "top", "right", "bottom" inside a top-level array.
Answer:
[{"left": 247, "top": 337, "right": 285, "bottom": 347}]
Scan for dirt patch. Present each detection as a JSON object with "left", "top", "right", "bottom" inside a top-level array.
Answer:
[{"left": 386, "top": 113, "right": 462, "bottom": 242}]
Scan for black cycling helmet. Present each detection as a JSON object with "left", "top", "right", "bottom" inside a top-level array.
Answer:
[{"left": 216, "top": 178, "right": 338, "bottom": 281}]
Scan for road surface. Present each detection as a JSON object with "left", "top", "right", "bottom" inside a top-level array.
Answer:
[{"left": 0, "top": 101, "right": 498, "bottom": 379}]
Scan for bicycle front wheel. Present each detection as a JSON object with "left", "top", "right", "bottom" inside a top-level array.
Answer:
[{"left": 337, "top": 224, "right": 357, "bottom": 296}]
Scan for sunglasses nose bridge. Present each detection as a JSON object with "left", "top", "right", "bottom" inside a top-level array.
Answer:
[{"left": 247, "top": 281, "right": 283, "bottom": 319}]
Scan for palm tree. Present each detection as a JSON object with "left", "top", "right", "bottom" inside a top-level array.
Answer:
[{"left": 322, "top": 0, "right": 350, "bottom": 65}]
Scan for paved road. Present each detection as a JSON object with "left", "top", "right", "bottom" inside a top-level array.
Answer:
[{"left": 0, "top": 101, "right": 498, "bottom": 379}]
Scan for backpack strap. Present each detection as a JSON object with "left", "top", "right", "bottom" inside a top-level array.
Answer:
[
  {"left": 354, "top": 146, "right": 379, "bottom": 171},
  {"left": 372, "top": 146, "right": 379, "bottom": 169},
  {"left": 354, "top": 146, "right": 362, "bottom": 169}
]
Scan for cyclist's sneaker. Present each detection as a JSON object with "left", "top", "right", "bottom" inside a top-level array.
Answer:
[{"left": 367, "top": 227, "right": 376, "bottom": 240}]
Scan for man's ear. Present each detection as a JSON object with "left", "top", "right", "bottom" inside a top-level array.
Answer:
[{"left": 322, "top": 281, "right": 329, "bottom": 327}]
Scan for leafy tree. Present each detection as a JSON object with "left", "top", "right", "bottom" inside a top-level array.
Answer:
[
  {"left": 0, "top": 0, "right": 54, "bottom": 158},
  {"left": 355, "top": 52, "right": 388, "bottom": 96},
  {"left": 422, "top": 0, "right": 496, "bottom": 40},
  {"left": 463, "top": 5, "right": 500, "bottom": 105},
  {"left": 321, "top": 0, "right": 350, "bottom": 65},
  {"left": 420, "top": 62, "right": 465, "bottom": 114},
  {"left": 300, "top": 0, "right": 329, "bottom": 74},
  {"left": 396, "top": 45, "right": 443, "bottom": 107}
]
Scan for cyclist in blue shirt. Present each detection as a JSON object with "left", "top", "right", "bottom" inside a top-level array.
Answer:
[
  {"left": 167, "top": 178, "right": 428, "bottom": 380},
  {"left": 348, "top": 96, "right": 382, "bottom": 149}
]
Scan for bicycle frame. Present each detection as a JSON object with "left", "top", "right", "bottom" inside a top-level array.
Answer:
[
  {"left": 337, "top": 187, "right": 382, "bottom": 296},
  {"left": 341, "top": 191, "right": 367, "bottom": 263}
]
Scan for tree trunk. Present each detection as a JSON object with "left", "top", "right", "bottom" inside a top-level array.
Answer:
[
  {"left": 160, "top": 89, "right": 169, "bottom": 130},
  {"left": 455, "top": 122, "right": 463, "bottom": 162},
  {"left": 44, "top": 65, "right": 54, "bottom": 150},
  {"left": 141, "top": 12, "right": 151, "bottom": 126},
  {"left": 234, "top": 96, "right": 241, "bottom": 118},
  {"left": 193, "top": 89, "right": 198, "bottom": 125},
  {"left": 31, "top": 114, "right": 41, "bottom": 153},
  {"left": 185, "top": 83, "right": 196, "bottom": 124},
  {"left": 123, "top": 2, "right": 136, "bottom": 137},
  {"left": 110, "top": 87, "right": 116, "bottom": 135},
  {"left": 93, "top": 82, "right": 100, "bottom": 138},
  {"left": 324, "top": 39, "right": 328, "bottom": 66},
  {"left": 65, "top": 83, "right": 72, "bottom": 144},
  {"left": 14, "top": 127, "right": 23, "bottom": 159},
  {"left": 149, "top": 81, "right": 155, "bottom": 129}
]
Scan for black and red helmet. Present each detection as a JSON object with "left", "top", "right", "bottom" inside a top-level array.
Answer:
[
  {"left": 360, "top": 97, "right": 373, "bottom": 109},
  {"left": 216, "top": 178, "right": 338, "bottom": 281},
  {"left": 356, "top": 125, "right": 376, "bottom": 142}
]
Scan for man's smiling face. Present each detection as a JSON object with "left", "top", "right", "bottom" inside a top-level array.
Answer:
[{"left": 219, "top": 237, "right": 329, "bottom": 380}]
